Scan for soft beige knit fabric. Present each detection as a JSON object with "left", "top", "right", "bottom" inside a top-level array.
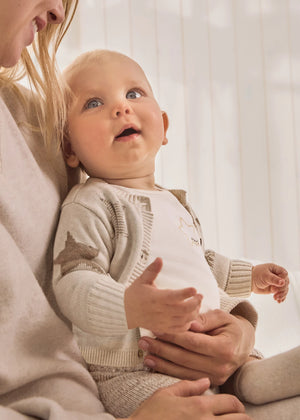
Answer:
[
  {"left": 0, "top": 85, "right": 114, "bottom": 419},
  {"left": 53, "top": 179, "right": 258, "bottom": 369},
  {"left": 234, "top": 346, "right": 300, "bottom": 405},
  {"left": 52, "top": 178, "right": 260, "bottom": 417}
]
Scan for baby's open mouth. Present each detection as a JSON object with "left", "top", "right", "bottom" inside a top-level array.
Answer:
[{"left": 115, "top": 127, "right": 140, "bottom": 139}]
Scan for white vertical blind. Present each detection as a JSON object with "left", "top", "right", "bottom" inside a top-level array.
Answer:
[{"left": 58, "top": 0, "right": 300, "bottom": 271}]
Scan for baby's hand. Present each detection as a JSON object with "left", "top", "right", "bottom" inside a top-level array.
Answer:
[
  {"left": 124, "top": 257, "right": 202, "bottom": 334},
  {"left": 251, "top": 263, "right": 289, "bottom": 303}
]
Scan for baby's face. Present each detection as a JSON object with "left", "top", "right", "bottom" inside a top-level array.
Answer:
[{"left": 65, "top": 54, "right": 167, "bottom": 182}]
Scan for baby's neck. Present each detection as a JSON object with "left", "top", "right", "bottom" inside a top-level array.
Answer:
[{"left": 103, "top": 175, "right": 157, "bottom": 191}]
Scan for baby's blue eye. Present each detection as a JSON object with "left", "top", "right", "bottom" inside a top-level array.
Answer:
[
  {"left": 85, "top": 98, "right": 103, "bottom": 109},
  {"left": 126, "top": 90, "right": 142, "bottom": 99}
]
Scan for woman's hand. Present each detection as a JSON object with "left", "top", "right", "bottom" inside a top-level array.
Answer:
[
  {"left": 138, "top": 309, "right": 255, "bottom": 386},
  {"left": 124, "top": 257, "right": 202, "bottom": 334},
  {"left": 124, "top": 378, "right": 251, "bottom": 420}
]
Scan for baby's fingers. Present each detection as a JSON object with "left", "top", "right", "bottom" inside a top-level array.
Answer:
[
  {"left": 271, "top": 264, "right": 288, "bottom": 278},
  {"left": 178, "top": 293, "right": 203, "bottom": 314},
  {"left": 268, "top": 273, "right": 286, "bottom": 287},
  {"left": 270, "top": 278, "right": 289, "bottom": 293},
  {"left": 273, "top": 290, "right": 287, "bottom": 303},
  {"left": 273, "top": 284, "right": 289, "bottom": 303},
  {"left": 163, "top": 287, "right": 199, "bottom": 303},
  {"left": 168, "top": 295, "right": 203, "bottom": 332}
]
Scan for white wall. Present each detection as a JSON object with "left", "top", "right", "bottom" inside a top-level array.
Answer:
[
  {"left": 57, "top": 0, "right": 300, "bottom": 354},
  {"left": 58, "top": 0, "right": 300, "bottom": 271}
]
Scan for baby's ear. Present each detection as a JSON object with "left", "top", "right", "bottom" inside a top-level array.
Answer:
[
  {"left": 63, "top": 136, "right": 80, "bottom": 168},
  {"left": 162, "top": 111, "right": 169, "bottom": 145}
]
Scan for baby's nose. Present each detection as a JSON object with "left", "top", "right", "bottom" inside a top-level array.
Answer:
[{"left": 112, "top": 102, "right": 132, "bottom": 117}]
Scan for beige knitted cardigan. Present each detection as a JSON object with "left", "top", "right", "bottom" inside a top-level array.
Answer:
[{"left": 53, "top": 178, "right": 257, "bottom": 368}]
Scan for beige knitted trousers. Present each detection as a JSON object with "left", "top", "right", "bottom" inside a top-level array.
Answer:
[
  {"left": 89, "top": 346, "right": 300, "bottom": 419},
  {"left": 88, "top": 365, "right": 181, "bottom": 418}
]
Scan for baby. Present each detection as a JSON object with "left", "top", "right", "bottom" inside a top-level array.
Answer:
[{"left": 53, "top": 49, "right": 289, "bottom": 417}]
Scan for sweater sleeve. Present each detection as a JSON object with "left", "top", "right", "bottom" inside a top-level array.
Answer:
[
  {"left": 205, "top": 249, "right": 253, "bottom": 298},
  {"left": 0, "top": 225, "right": 115, "bottom": 420},
  {"left": 219, "top": 288, "right": 258, "bottom": 328},
  {"left": 53, "top": 199, "right": 129, "bottom": 337},
  {"left": 205, "top": 250, "right": 257, "bottom": 328},
  {"left": 1, "top": 400, "right": 115, "bottom": 420}
]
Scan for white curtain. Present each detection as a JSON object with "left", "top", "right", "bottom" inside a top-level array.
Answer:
[
  {"left": 57, "top": 0, "right": 300, "bottom": 356},
  {"left": 58, "top": 0, "right": 300, "bottom": 272}
]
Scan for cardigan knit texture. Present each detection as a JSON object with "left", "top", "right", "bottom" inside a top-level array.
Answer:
[{"left": 53, "top": 178, "right": 257, "bottom": 368}]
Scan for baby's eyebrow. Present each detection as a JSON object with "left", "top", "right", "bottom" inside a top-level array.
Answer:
[
  {"left": 127, "top": 79, "right": 149, "bottom": 88},
  {"left": 78, "top": 89, "right": 101, "bottom": 97}
]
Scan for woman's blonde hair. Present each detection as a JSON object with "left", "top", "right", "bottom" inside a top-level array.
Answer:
[{"left": 0, "top": 0, "right": 78, "bottom": 149}]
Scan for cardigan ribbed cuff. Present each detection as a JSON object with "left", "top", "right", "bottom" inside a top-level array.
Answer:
[
  {"left": 226, "top": 259, "right": 253, "bottom": 298},
  {"left": 205, "top": 250, "right": 252, "bottom": 298},
  {"left": 87, "top": 275, "right": 129, "bottom": 336}
]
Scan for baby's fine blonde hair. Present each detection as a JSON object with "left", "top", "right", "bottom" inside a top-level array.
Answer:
[
  {"left": 63, "top": 49, "right": 153, "bottom": 122},
  {"left": 0, "top": 0, "right": 78, "bottom": 149},
  {"left": 63, "top": 49, "right": 153, "bottom": 100}
]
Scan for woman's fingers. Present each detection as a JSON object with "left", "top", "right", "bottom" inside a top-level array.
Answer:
[
  {"left": 165, "top": 378, "right": 210, "bottom": 397},
  {"left": 220, "top": 415, "right": 251, "bottom": 419},
  {"left": 147, "top": 328, "right": 218, "bottom": 355},
  {"left": 143, "top": 353, "right": 210, "bottom": 380},
  {"left": 191, "top": 309, "right": 231, "bottom": 333},
  {"left": 139, "top": 335, "right": 210, "bottom": 368},
  {"left": 207, "top": 394, "right": 246, "bottom": 415}
]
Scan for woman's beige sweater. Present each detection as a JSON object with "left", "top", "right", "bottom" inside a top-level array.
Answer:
[{"left": 0, "top": 85, "right": 114, "bottom": 419}]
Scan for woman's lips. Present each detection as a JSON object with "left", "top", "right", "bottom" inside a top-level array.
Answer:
[
  {"left": 27, "top": 17, "right": 47, "bottom": 47},
  {"left": 34, "top": 17, "right": 47, "bottom": 32}
]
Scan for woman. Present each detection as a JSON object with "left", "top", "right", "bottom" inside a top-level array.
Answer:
[{"left": 0, "top": 1, "right": 252, "bottom": 419}]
